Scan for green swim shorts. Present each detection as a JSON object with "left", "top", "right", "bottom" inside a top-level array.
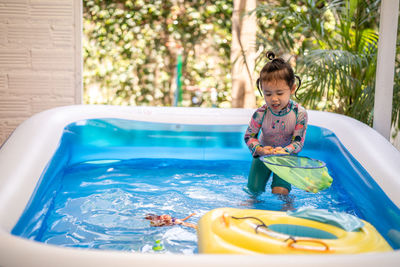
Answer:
[{"left": 246, "top": 157, "right": 291, "bottom": 194}]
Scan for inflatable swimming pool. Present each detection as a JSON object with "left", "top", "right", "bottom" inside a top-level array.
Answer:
[{"left": 0, "top": 105, "right": 399, "bottom": 266}]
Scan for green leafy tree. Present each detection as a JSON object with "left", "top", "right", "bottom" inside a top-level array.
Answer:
[
  {"left": 254, "top": 0, "right": 399, "bottom": 128},
  {"left": 83, "top": 0, "right": 233, "bottom": 107}
]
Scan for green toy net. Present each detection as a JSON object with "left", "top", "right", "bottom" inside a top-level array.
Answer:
[{"left": 261, "top": 155, "right": 333, "bottom": 193}]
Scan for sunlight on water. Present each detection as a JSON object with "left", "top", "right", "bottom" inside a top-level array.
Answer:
[{"left": 36, "top": 158, "right": 359, "bottom": 254}]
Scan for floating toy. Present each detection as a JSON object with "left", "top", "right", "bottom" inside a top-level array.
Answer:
[
  {"left": 197, "top": 208, "right": 392, "bottom": 254},
  {"left": 145, "top": 213, "right": 197, "bottom": 229},
  {"left": 261, "top": 154, "right": 333, "bottom": 193},
  {"left": 152, "top": 240, "right": 164, "bottom": 251}
]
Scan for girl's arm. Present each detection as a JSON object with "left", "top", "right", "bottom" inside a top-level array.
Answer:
[
  {"left": 244, "top": 106, "right": 266, "bottom": 156},
  {"left": 284, "top": 107, "right": 308, "bottom": 154}
]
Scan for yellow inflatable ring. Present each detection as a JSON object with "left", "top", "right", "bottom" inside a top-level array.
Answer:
[{"left": 197, "top": 208, "right": 393, "bottom": 254}]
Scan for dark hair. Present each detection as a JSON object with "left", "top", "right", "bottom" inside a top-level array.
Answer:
[{"left": 256, "top": 51, "right": 301, "bottom": 98}]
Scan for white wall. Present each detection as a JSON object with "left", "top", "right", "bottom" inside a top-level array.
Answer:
[{"left": 0, "top": 0, "right": 82, "bottom": 145}]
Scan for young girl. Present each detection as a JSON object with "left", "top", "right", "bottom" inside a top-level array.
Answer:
[{"left": 244, "top": 51, "right": 308, "bottom": 196}]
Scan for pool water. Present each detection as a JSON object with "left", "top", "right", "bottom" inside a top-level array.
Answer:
[
  {"left": 11, "top": 118, "right": 400, "bottom": 251},
  {"left": 21, "top": 158, "right": 356, "bottom": 254}
]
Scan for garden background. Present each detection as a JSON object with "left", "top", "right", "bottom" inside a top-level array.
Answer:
[{"left": 83, "top": 0, "right": 400, "bottom": 143}]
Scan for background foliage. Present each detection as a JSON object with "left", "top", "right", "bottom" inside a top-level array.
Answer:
[
  {"left": 83, "top": 0, "right": 233, "bottom": 107},
  {"left": 254, "top": 0, "right": 399, "bottom": 129},
  {"left": 84, "top": 0, "right": 399, "bottom": 131}
]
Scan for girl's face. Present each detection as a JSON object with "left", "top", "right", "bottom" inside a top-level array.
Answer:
[{"left": 262, "top": 79, "right": 296, "bottom": 112}]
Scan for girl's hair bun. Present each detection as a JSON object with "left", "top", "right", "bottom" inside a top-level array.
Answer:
[{"left": 266, "top": 51, "right": 275, "bottom": 61}]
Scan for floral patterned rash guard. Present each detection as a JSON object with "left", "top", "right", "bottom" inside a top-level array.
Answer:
[{"left": 244, "top": 100, "right": 308, "bottom": 157}]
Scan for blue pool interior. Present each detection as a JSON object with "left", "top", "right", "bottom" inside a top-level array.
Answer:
[{"left": 11, "top": 118, "right": 400, "bottom": 252}]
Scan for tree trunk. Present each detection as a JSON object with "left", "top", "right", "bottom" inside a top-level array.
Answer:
[{"left": 231, "top": 0, "right": 257, "bottom": 108}]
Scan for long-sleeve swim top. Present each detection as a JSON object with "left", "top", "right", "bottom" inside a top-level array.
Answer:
[{"left": 244, "top": 100, "right": 308, "bottom": 157}]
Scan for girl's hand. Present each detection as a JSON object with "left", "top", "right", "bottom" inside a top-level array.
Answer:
[
  {"left": 273, "top": 147, "right": 288, "bottom": 154},
  {"left": 256, "top": 146, "right": 289, "bottom": 156},
  {"left": 256, "top": 146, "right": 274, "bottom": 156}
]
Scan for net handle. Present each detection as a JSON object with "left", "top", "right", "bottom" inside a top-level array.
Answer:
[{"left": 261, "top": 154, "right": 327, "bottom": 169}]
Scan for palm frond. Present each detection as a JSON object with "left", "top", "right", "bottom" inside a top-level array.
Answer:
[
  {"left": 298, "top": 49, "right": 370, "bottom": 112},
  {"left": 359, "top": 28, "right": 379, "bottom": 54}
]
